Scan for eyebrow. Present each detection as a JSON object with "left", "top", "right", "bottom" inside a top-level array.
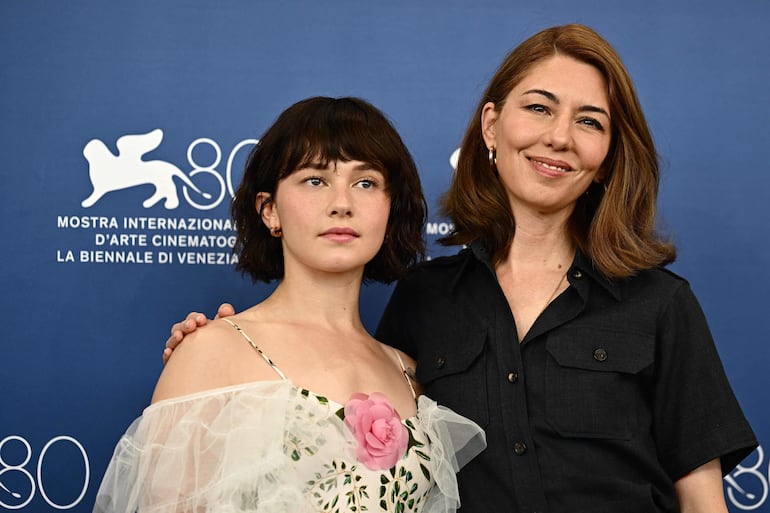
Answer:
[{"left": 522, "top": 89, "right": 610, "bottom": 118}]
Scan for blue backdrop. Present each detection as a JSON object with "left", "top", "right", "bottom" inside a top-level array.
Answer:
[{"left": 1, "top": 1, "right": 768, "bottom": 511}]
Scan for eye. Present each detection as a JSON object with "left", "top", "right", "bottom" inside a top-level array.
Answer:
[
  {"left": 303, "top": 176, "right": 325, "bottom": 186},
  {"left": 578, "top": 117, "right": 605, "bottom": 131},
  {"left": 526, "top": 104, "right": 550, "bottom": 115},
  {"left": 354, "top": 178, "right": 378, "bottom": 189}
]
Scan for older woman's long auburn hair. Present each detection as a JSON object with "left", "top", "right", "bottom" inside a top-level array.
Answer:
[{"left": 441, "top": 24, "right": 675, "bottom": 279}]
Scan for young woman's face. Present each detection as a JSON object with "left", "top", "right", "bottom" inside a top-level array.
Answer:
[
  {"left": 262, "top": 159, "right": 391, "bottom": 278},
  {"left": 482, "top": 54, "right": 612, "bottom": 218}
]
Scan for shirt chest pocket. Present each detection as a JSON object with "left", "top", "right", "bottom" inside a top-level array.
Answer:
[
  {"left": 545, "top": 329, "right": 654, "bottom": 440},
  {"left": 415, "top": 327, "right": 489, "bottom": 428}
]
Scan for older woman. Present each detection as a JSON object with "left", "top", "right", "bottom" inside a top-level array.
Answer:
[{"left": 376, "top": 24, "right": 756, "bottom": 512}]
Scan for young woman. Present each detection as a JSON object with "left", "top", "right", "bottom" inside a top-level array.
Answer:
[
  {"left": 165, "top": 26, "right": 757, "bottom": 512},
  {"left": 94, "top": 97, "right": 485, "bottom": 513}
]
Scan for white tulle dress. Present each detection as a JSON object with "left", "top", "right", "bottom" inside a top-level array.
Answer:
[{"left": 93, "top": 321, "right": 486, "bottom": 513}]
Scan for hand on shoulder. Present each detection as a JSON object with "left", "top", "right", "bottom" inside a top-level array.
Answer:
[{"left": 163, "top": 303, "right": 236, "bottom": 364}]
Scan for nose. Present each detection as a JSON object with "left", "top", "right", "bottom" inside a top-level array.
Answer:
[
  {"left": 328, "top": 185, "right": 353, "bottom": 217},
  {"left": 542, "top": 114, "right": 571, "bottom": 150}
]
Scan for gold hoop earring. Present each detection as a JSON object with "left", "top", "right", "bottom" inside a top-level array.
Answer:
[
  {"left": 488, "top": 147, "right": 497, "bottom": 174},
  {"left": 270, "top": 226, "right": 282, "bottom": 237}
]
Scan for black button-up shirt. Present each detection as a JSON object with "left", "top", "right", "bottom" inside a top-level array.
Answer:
[{"left": 376, "top": 243, "right": 757, "bottom": 512}]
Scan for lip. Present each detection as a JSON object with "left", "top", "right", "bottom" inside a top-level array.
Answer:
[
  {"left": 320, "top": 227, "right": 360, "bottom": 242},
  {"left": 528, "top": 156, "right": 573, "bottom": 176}
]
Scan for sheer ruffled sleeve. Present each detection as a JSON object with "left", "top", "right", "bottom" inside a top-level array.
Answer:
[
  {"left": 417, "top": 395, "right": 487, "bottom": 512},
  {"left": 93, "top": 380, "right": 315, "bottom": 513}
]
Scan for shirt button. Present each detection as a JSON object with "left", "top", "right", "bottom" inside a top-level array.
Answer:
[
  {"left": 507, "top": 371, "right": 519, "bottom": 383},
  {"left": 593, "top": 348, "right": 608, "bottom": 362},
  {"left": 513, "top": 441, "right": 527, "bottom": 455},
  {"left": 435, "top": 356, "right": 446, "bottom": 368},
  {"left": 572, "top": 269, "right": 583, "bottom": 279}
]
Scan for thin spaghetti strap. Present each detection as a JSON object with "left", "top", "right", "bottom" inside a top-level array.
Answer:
[
  {"left": 392, "top": 349, "right": 418, "bottom": 401},
  {"left": 221, "top": 318, "right": 287, "bottom": 381}
]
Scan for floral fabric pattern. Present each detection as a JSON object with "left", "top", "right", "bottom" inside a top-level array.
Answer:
[{"left": 288, "top": 387, "right": 432, "bottom": 512}]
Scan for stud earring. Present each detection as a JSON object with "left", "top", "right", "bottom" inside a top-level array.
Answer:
[{"left": 270, "top": 226, "right": 282, "bottom": 237}]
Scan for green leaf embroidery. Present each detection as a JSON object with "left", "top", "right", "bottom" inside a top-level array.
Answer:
[
  {"left": 420, "top": 463, "right": 430, "bottom": 481},
  {"left": 307, "top": 460, "right": 370, "bottom": 512},
  {"left": 405, "top": 422, "right": 425, "bottom": 453}
]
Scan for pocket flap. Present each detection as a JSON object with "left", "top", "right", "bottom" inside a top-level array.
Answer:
[
  {"left": 546, "top": 328, "right": 654, "bottom": 374},
  {"left": 416, "top": 324, "right": 488, "bottom": 384}
]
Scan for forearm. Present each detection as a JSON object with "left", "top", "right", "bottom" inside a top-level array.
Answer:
[{"left": 674, "top": 458, "right": 728, "bottom": 513}]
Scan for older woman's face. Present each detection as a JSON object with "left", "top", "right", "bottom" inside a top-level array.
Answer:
[{"left": 482, "top": 55, "right": 611, "bottom": 218}]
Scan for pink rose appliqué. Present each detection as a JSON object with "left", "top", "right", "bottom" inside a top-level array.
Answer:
[{"left": 343, "top": 392, "right": 409, "bottom": 470}]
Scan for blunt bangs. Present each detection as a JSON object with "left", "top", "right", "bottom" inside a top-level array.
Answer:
[{"left": 277, "top": 98, "right": 394, "bottom": 184}]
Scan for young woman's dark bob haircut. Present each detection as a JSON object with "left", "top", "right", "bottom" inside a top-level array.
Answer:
[{"left": 232, "top": 96, "right": 427, "bottom": 283}]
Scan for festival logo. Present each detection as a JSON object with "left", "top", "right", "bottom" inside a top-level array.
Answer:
[
  {"left": 81, "top": 129, "right": 213, "bottom": 209},
  {"left": 53, "top": 130, "right": 258, "bottom": 266}
]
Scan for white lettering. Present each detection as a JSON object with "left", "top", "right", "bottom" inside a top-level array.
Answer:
[
  {"left": 151, "top": 234, "right": 235, "bottom": 248},
  {"left": 79, "top": 250, "right": 154, "bottom": 264},
  {"left": 425, "top": 222, "right": 454, "bottom": 236},
  {"left": 122, "top": 216, "right": 233, "bottom": 231},
  {"left": 57, "top": 250, "right": 75, "bottom": 262},
  {"left": 57, "top": 215, "right": 118, "bottom": 229},
  {"left": 176, "top": 252, "right": 238, "bottom": 265},
  {"left": 94, "top": 233, "right": 147, "bottom": 246}
]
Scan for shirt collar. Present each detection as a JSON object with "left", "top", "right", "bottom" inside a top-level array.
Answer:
[
  {"left": 571, "top": 249, "right": 622, "bottom": 301},
  {"left": 469, "top": 241, "right": 494, "bottom": 274}
]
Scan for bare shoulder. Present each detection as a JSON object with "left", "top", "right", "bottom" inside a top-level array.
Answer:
[{"left": 151, "top": 318, "right": 252, "bottom": 403}]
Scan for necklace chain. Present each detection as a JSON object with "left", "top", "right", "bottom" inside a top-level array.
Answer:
[{"left": 539, "top": 270, "right": 567, "bottom": 316}]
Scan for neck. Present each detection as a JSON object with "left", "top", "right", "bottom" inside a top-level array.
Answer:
[
  {"left": 505, "top": 210, "right": 574, "bottom": 271},
  {"left": 262, "top": 265, "right": 366, "bottom": 331}
]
